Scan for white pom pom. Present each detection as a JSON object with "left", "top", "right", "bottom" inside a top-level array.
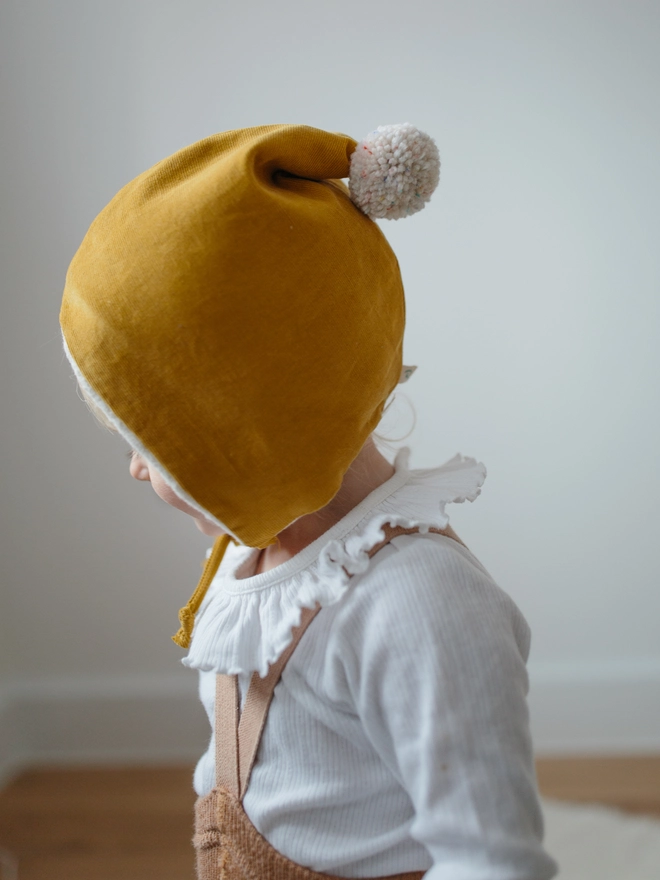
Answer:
[{"left": 349, "top": 123, "right": 440, "bottom": 220}]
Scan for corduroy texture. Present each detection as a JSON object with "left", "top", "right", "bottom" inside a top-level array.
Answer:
[{"left": 61, "top": 124, "right": 406, "bottom": 548}]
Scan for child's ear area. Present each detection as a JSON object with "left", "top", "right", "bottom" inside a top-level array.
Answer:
[{"left": 128, "top": 451, "right": 151, "bottom": 481}]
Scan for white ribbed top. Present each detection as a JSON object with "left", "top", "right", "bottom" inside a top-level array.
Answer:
[{"left": 184, "top": 450, "right": 558, "bottom": 880}]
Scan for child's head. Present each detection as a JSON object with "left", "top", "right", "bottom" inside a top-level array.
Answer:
[{"left": 61, "top": 123, "right": 439, "bottom": 550}]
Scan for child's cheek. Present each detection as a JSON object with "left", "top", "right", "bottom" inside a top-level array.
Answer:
[
  {"left": 149, "top": 469, "right": 225, "bottom": 536},
  {"left": 150, "top": 472, "right": 197, "bottom": 516}
]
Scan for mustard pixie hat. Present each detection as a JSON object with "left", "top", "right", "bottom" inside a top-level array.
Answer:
[{"left": 61, "top": 123, "right": 439, "bottom": 643}]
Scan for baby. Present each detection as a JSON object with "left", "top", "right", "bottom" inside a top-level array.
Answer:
[{"left": 62, "top": 123, "right": 557, "bottom": 880}]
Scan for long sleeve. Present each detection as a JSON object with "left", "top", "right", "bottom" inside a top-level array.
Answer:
[{"left": 331, "top": 533, "right": 558, "bottom": 880}]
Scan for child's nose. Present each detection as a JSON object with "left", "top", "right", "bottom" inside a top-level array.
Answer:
[{"left": 129, "top": 452, "right": 151, "bottom": 481}]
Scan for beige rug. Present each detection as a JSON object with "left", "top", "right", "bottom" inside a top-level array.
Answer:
[{"left": 542, "top": 798, "right": 660, "bottom": 879}]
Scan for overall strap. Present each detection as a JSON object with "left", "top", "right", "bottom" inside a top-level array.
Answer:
[
  {"left": 215, "top": 673, "right": 240, "bottom": 797},
  {"left": 214, "top": 521, "right": 464, "bottom": 800},
  {"left": 237, "top": 604, "right": 322, "bottom": 799},
  {"left": 365, "top": 522, "right": 467, "bottom": 556},
  {"left": 215, "top": 604, "right": 321, "bottom": 799}
]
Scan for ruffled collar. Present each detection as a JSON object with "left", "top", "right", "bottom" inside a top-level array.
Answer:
[{"left": 182, "top": 448, "right": 486, "bottom": 677}]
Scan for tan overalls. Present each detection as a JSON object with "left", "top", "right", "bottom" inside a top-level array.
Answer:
[{"left": 193, "top": 524, "right": 465, "bottom": 880}]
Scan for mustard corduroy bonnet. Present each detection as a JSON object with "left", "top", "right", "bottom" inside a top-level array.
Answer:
[{"left": 61, "top": 122, "right": 440, "bottom": 645}]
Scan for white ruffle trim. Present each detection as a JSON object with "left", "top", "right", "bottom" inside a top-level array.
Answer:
[{"left": 183, "top": 449, "right": 486, "bottom": 677}]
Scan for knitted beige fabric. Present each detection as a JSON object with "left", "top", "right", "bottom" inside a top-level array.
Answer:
[
  {"left": 193, "top": 788, "right": 425, "bottom": 880},
  {"left": 192, "top": 525, "right": 462, "bottom": 879}
]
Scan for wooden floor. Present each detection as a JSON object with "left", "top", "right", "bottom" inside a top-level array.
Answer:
[
  {"left": 0, "top": 757, "right": 658, "bottom": 880},
  {"left": 536, "top": 755, "right": 660, "bottom": 818},
  {"left": 0, "top": 767, "right": 197, "bottom": 880}
]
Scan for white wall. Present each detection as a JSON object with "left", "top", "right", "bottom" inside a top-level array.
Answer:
[{"left": 1, "top": 0, "right": 659, "bottom": 777}]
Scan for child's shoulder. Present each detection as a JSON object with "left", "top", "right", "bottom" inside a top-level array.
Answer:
[
  {"left": 328, "top": 528, "right": 531, "bottom": 661},
  {"left": 356, "top": 528, "right": 503, "bottom": 605}
]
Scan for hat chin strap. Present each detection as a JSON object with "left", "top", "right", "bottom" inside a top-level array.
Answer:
[{"left": 172, "top": 533, "right": 233, "bottom": 649}]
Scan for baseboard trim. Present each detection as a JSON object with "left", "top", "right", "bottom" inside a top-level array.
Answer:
[
  {"left": 0, "top": 675, "right": 209, "bottom": 788},
  {"left": 0, "top": 694, "right": 25, "bottom": 788},
  {"left": 1, "top": 668, "right": 659, "bottom": 788},
  {"left": 529, "top": 663, "right": 660, "bottom": 754}
]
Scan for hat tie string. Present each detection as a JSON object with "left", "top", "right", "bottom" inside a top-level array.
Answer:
[{"left": 172, "top": 533, "right": 233, "bottom": 648}]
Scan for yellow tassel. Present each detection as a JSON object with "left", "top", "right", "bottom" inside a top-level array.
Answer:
[{"left": 172, "top": 533, "right": 233, "bottom": 648}]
